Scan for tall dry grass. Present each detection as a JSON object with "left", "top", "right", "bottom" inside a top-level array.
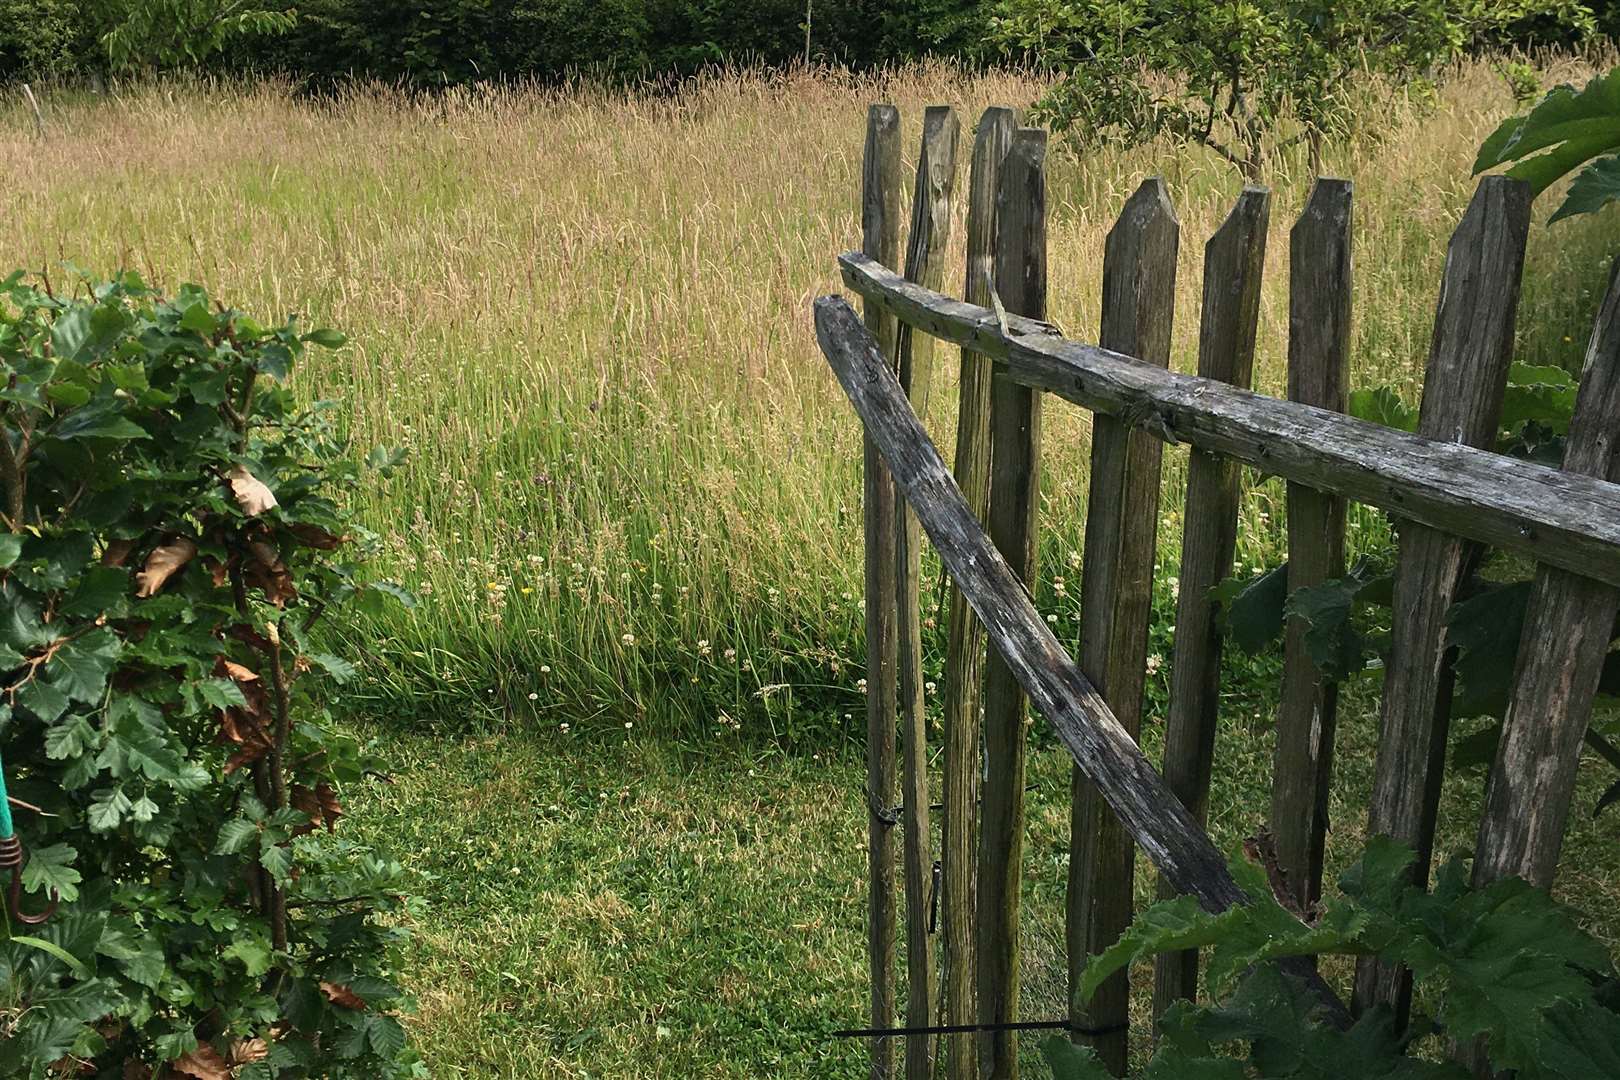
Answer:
[{"left": 0, "top": 57, "right": 1615, "bottom": 737}]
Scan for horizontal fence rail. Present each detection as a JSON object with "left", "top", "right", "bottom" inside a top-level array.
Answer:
[{"left": 838, "top": 251, "right": 1620, "bottom": 587}]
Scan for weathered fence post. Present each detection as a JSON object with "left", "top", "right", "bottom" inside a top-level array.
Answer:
[
  {"left": 1354, "top": 175, "right": 1531, "bottom": 1020},
  {"left": 1154, "top": 185, "right": 1270, "bottom": 1015},
  {"left": 941, "top": 104, "right": 1016, "bottom": 1080},
  {"left": 1271, "top": 179, "right": 1353, "bottom": 917},
  {"left": 895, "top": 104, "right": 960, "bottom": 1080},
  {"left": 1473, "top": 263, "right": 1620, "bottom": 890},
  {"left": 976, "top": 127, "right": 1047, "bottom": 1080},
  {"left": 860, "top": 102, "right": 903, "bottom": 1080},
  {"left": 1071, "top": 178, "right": 1180, "bottom": 1074}
]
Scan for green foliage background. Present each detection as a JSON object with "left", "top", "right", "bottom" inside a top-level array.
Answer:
[{"left": 0, "top": 0, "right": 1614, "bottom": 84}]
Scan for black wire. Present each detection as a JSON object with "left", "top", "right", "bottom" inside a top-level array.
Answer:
[{"left": 832, "top": 1019, "right": 1129, "bottom": 1039}]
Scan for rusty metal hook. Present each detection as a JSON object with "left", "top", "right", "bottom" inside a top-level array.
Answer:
[{"left": 0, "top": 834, "right": 58, "bottom": 925}]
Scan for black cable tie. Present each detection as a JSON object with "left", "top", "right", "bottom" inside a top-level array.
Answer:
[{"left": 831, "top": 1019, "right": 1130, "bottom": 1039}]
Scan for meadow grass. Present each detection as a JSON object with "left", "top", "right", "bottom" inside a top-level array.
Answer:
[
  {"left": 3, "top": 56, "right": 1617, "bottom": 741},
  {"left": 6, "top": 56, "right": 1620, "bottom": 1076}
]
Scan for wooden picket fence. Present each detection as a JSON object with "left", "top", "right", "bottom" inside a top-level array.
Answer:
[{"left": 818, "top": 102, "right": 1620, "bottom": 1080}]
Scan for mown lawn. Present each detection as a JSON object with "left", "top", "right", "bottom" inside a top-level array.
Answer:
[{"left": 345, "top": 691, "right": 1620, "bottom": 1077}]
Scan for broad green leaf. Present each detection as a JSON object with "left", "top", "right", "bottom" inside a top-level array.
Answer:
[
  {"left": 50, "top": 405, "right": 148, "bottom": 441},
  {"left": 19, "top": 843, "right": 81, "bottom": 903},
  {"left": 1551, "top": 154, "right": 1620, "bottom": 224},
  {"left": 1349, "top": 386, "right": 1419, "bottom": 432},
  {"left": 306, "top": 652, "right": 358, "bottom": 683},
  {"left": 17, "top": 678, "right": 71, "bottom": 724},
  {"left": 1286, "top": 577, "right": 1370, "bottom": 680},
  {"left": 59, "top": 566, "right": 131, "bottom": 619},
  {"left": 367, "top": 1014, "right": 407, "bottom": 1059},
  {"left": 51, "top": 302, "right": 128, "bottom": 363},
  {"left": 223, "top": 935, "right": 273, "bottom": 977},
  {"left": 1506, "top": 133, "right": 1620, "bottom": 197},
  {"left": 303, "top": 328, "right": 347, "bottom": 349},
  {"left": 198, "top": 677, "right": 248, "bottom": 711},
  {"left": 0, "top": 533, "right": 20, "bottom": 568},
  {"left": 45, "top": 382, "right": 92, "bottom": 408},
  {"left": 1078, "top": 895, "right": 1238, "bottom": 1002},
  {"left": 215, "top": 819, "right": 259, "bottom": 855},
  {"left": 1475, "top": 70, "right": 1620, "bottom": 174},
  {"left": 1215, "top": 563, "right": 1288, "bottom": 654},
  {"left": 178, "top": 302, "right": 217, "bottom": 335},
  {"left": 1446, "top": 582, "right": 1531, "bottom": 719},
  {"left": 87, "top": 786, "right": 132, "bottom": 831},
  {"left": 1040, "top": 1037, "right": 1112, "bottom": 1080},
  {"left": 48, "top": 627, "right": 121, "bottom": 703}
]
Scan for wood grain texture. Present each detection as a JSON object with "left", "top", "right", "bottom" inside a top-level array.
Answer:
[
  {"left": 1355, "top": 176, "right": 1531, "bottom": 1020},
  {"left": 833, "top": 253, "right": 1620, "bottom": 588},
  {"left": 976, "top": 127, "right": 1046, "bottom": 1080},
  {"left": 814, "top": 295, "right": 1354, "bottom": 1038},
  {"left": 1473, "top": 263, "right": 1620, "bottom": 890},
  {"left": 1154, "top": 185, "right": 1270, "bottom": 1016},
  {"left": 1070, "top": 178, "right": 1180, "bottom": 1075},
  {"left": 860, "top": 102, "right": 902, "bottom": 1080},
  {"left": 895, "top": 103, "right": 959, "bottom": 1080},
  {"left": 941, "top": 103, "right": 1015, "bottom": 1080},
  {"left": 1271, "top": 179, "right": 1352, "bottom": 918}
]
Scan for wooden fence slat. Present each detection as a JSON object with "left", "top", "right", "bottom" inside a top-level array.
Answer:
[
  {"left": 941, "top": 104, "right": 1016, "bottom": 1080},
  {"left": 895, "top": 103, "right": 960, "bottom": 1080},
  {"left": 1071, "top": 178, "right": 1180, "bottom": 1075},
  {"left": 814, "top": 295, "right": 1354, "bottom": 1035},
  {"left": 976, "top": 127, "right": 1047, "bottom": 1080},
  {"left": 860, "top": 102, "right": 903, "bottom": 1080},
  {"left": 1154, "top": 185, "right": 1270, "bottom": 1015},
  {"left": 1271, "top": 179, "right": 1353, "bottom": 917},
  {"left": 837, "top": 254, "right": 1620, "bottom": 588},
  {"left": 1473, "top": 263, "right": 1620, "bottom": 890},
  {"left": 1354, "top": 176, "right": 1532, "bottom": 1020}
]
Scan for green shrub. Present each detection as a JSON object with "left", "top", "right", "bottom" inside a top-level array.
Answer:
[
  {"left": 0, "top": 0, "right": 87, "bottom": 80},
  {"left": 0, "top": 269, "right": 420, "bottom": 1076}
]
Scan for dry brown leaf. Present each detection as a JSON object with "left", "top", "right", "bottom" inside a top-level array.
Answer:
[
  {"left": 219, "top": 659, "right": 260, "bottom": 684},
  {"left": 288, "top": 523, "right": 347, "bottom": 549},
  {"left": 205, "top": 557, "right": 229, "bottom": 588},
  {"left": 243, "top": 540, "right": 296, "bottom": 608},
  {"left": 320, "top": 980, "right": 367, "bottom": 1010},
  {"left": 169, "top": 1045, "right": 230, "bottom": 1080},
  {"left": 134, "top": 538, "right": 198, "bottom": 597},
  {"left": 228, "top": 464, "right": 278, "bottom": 516},
  {"left": 102, "top": 537, "right": 137, "bottom": 567},
  {"left": 229, "top": 1037, "right": 269, "bottom": 1066}
]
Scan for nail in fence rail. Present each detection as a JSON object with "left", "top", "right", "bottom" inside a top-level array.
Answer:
[
  {"left": 1270, "top": 179, "right": 1353, "bottom": 919},
  {"left": 859, "top": 102, "right": 902, "bottom": 1080},
  {"left": 1070, "top": 178, "right": 1179, "bottom": 1074},
  {"left": 940, "top": 104, "right": 1016, "bottom": 1080},
  {"left": 1355, "top": 176, "right": 1531, "bottom": 1022},
  {"left": 976, "top": 126, "right": 1047, "bottom": 1080},
  {"left": 895, "top": 104, "right": 960, "bottom": 1080},
  {"left": 1154, "top": 185, "right": 1271, "bottom": 1016}
]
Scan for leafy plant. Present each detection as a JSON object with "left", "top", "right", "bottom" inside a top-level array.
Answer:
[
  {"left": 0, "top": 269, "right": 421, "bottom": 1076},
  {"left": 93, "top": 0, "right": 296, "bottom": 71},
  {"left": 1217, "top": 363, "right": 1620, "bottom": 813},
  {"left": 991, "top": 0, "right": 1595, "bottom": 177},
  {"left": 1042, "top": 839, "right": 1620, "bottom": 1077},
  {"left": 1475, "top": 66, "right": 1620, "bottom": 224}
]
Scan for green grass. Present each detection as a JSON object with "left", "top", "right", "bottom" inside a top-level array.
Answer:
[
  {"left": 3, "top": 58, "right": 1619, "bottom": 742},
  {"left": 346, "top": 680, "right": 1620, "bottom": 1077}
]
